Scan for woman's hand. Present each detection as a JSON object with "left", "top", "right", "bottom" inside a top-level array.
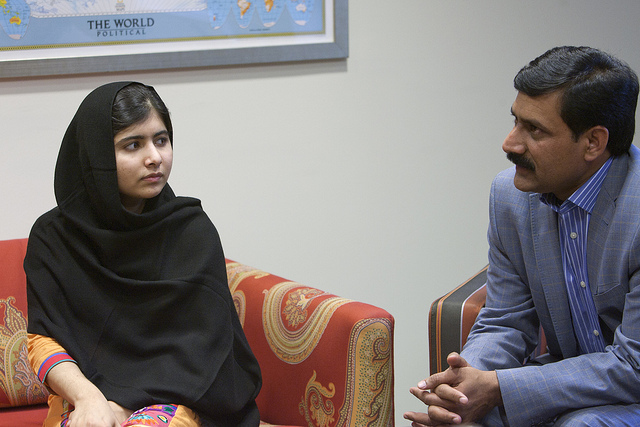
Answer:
[
  {"left": 67, "top": 391, "right": 121, "bottom": 427},
  {"left": 43, "top": 361, "right": 130, "bottom": 427},
  {"left": 65, "top": 394, "right": 133, "bottom": 427},
  {"left": 109, "top": 401, "right": 134, "bottom": 424}
]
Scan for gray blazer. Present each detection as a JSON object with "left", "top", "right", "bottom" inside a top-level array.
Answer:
[{"left": 461, "top": 145, "right": 640, "bottom": 426}]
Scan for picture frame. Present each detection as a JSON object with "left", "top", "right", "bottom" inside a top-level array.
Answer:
[{"left": 0, "top": 0, "right": 348, "bottom": 79}]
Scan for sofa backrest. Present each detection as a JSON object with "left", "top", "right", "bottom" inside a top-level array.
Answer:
[{"left": 0, "top": 238, "right": 49, "bottom": 408}]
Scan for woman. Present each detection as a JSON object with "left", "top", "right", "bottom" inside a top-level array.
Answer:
[{"left": 25, "top": 82, "right": 262, "bottom": 427}]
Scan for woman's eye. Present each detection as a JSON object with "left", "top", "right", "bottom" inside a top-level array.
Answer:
[
  {"left": 125, "top": 141, "right": 139, "bottom": 150},
  {"left": 155, "top": 137, "right": 169, "bottom": 146}
]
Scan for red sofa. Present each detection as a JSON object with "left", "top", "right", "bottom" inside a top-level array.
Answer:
[{"left": 0, "top": 238, "right": 395, "bottom": 426}]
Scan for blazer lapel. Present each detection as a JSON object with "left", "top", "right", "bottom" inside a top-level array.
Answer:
[
  {"left": 587, "top": 153, "right": 628, "bottom": 289},
  {"left": 529, "top": 193, "right": 579, "bottom": 357}
]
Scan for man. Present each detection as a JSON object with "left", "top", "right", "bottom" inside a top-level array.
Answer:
[{"left": 405, "top": 46, "right": 640, "bottom": 426}]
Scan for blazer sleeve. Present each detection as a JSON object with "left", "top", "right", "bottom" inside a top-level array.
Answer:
[{"left": 461, "top": 169, "right": 542, "bottom": 371}]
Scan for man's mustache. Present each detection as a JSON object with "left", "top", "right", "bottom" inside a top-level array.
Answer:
[{"left": 506, "top": 152, "right": 535, "bottom": 171}]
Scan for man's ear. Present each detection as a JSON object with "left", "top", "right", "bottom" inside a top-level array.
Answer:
[{"left": 583, "top": 126, "right": 610, "bottom": 161}]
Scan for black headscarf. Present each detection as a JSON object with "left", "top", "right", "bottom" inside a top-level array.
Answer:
[{"left": 25, "top": 82, "right": 261, "bottom": 426}]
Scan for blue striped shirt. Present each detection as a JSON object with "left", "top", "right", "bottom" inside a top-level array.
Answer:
[{"left": 540, "top": 157, "right": 613, "bottom": 354}]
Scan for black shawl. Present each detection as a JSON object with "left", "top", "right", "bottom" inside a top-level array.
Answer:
[{"left": 25, "top": 82, "right": 261, "bottom": 426}]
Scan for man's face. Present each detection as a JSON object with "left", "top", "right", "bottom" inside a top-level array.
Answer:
[{"left": 502, "top": 91, "right": 593, "bottom": 201}]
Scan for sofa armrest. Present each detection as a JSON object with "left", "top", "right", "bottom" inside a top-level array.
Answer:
[
  {"left": 0, "top": 238, "right": 49, "bottom": 409},
  {"left": 226, "top": 260, "right": 395, "bottom": 427},
  {"left": 428, "top": 266, "right": 487, "bottom": 375}
]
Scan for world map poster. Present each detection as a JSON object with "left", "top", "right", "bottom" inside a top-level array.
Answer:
[{"left": 0, "top": 0, "right": 329, "bottom": 63}]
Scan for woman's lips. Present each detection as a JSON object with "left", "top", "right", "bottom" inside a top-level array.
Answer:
[{"left": 142, "top": 172, "right": 163, "bottom": 182}]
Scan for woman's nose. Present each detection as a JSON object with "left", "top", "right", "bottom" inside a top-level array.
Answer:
[{"left": 145, "top": 143, "right": 162, "bottom": 166}]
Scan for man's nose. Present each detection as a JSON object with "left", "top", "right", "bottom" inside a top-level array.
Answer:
[{"left": 502, "top": 127, "right": 525, "bottom": 154}]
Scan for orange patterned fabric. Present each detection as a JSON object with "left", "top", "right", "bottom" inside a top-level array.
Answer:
[
  {"left": 0, "top": 238, "right": 49, "bottom": 408},
  {"left": 226, "top": 261, "right": 395, "bottom": 427},
  {"left": 0, "top": 239, "right": 395, "bottom": 427}
]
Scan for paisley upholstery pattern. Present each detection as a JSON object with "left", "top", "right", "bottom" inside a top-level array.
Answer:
[
  {"left": 337, "top": 318, "right": 393, "bottom": 426},
  {"left": 0, "top": 239, "right": 395, "bottom": 427},
  {"left": 263, "top": 282, "right": 351, "bottom": 363},
  {"left": 226, "top": 261, "right": 395, "bottom": 427},
  {"left": 0, "top": 238, "right": 49, "bottom": 408}
]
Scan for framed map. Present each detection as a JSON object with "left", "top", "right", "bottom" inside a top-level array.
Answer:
[{"left": 0, "top": 0, "right": 348, "bottom": 78}]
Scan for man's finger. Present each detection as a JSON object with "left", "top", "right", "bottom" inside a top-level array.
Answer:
[
  {"left": 434, "top": 383, "right": 469, "bottom": 405},
  {"left": 446, "top": 352, "right": 470, "bottom": 369},
  {"left": 409, "top": 386, "right": 461, "bottom": 411},
  {"left": 424, "top": 367, "right": 459, "bottom": 389},
  {"left": 428, "top": 403, "right": 463, "bottom": 425},
  {"left": 403, "top": 410, "right": 433, "bottom": 426}
]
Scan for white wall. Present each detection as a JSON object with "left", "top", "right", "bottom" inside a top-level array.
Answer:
[{"left": 3, "top": 1, "right": 640, "bottom": 424}]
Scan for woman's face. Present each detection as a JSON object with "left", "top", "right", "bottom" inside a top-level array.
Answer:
[{"left": 113, "top": 109, "right": 173, "bottom": 213}]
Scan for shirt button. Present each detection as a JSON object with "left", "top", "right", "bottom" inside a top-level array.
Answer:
[
  {"left": 580, "top": 281, "right": 587, "bottom": 288},
  {"left": 570, "top": 232, "right": 578, "bottom": 239},
  {"left": 593, "top": 330, "right": 600, "bottom": 337}
]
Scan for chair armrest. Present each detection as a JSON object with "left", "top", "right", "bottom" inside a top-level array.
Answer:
[
  {"left": 429, "top": 265, "right": 548, "bottom": 375},
  {"left": 428, "top": 266, "right": 487, "bottom": 375},
  {"left": 226, "top": 260, "right": 395, "bottom": 427}
]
